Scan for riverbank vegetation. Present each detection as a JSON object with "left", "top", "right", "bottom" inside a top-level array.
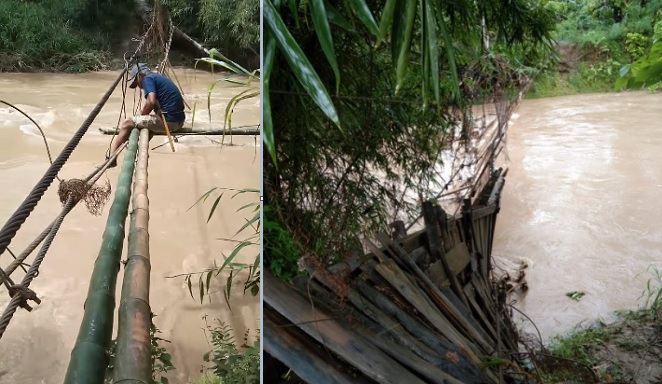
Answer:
[
  {"left": 529, "top": 268, "right": 662, "bottom": 383},
  {"left": 527, "top": 0, "right": 662, "bottom": 98},
  {"left": 0, "top": 0, "right": 259, "bottom": 72}
]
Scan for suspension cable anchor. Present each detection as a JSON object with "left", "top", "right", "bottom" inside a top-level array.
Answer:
[{"left": 8, "top": 285, "right": 41, "bottom": 312}]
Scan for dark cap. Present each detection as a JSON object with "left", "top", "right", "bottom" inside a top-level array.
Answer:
[{"left": 127, "top": 63, "right": 151, "bottom": 88}]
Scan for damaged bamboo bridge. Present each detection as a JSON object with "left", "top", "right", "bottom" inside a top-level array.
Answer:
[
  {"left": 265, "top": 55, "right": 529, "bottom": 383},
  {"left": 265, "top": 168, "right": 518, "bottom": 384}
]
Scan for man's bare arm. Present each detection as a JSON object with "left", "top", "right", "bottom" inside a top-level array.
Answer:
[{"left": 141, "top": 92, "right": 157, "bottom": 115}]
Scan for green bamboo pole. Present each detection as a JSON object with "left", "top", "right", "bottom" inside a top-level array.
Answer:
[
  {"left": 64, "top": 128, "right": 140, "bottom": 384},
  {"left": 114, "top": 128, "right": 152, "bottom": 384}
]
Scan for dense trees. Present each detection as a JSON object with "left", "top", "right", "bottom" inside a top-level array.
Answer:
[{"left": 0, "top": 0, "right": 259, "bottom": 71}]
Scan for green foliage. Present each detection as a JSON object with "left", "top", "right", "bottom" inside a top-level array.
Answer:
[
  {"left": 639, "top": 266, "right": 662, "bottom": 319},
  {"left": 160, "top": 0, "right": 259, "bottom": 50},
  {"left": 183, "top": 188, "right": 260, "bottom": 309},
  {"left": 0, "top": 0, "right": 131, "bottom": 71},
  {"left": 181, "top": 48, "right": 260, "bottom": 307},
  {"left": 263, "top": 0, "right": 557, "bottom": 273},
  {"left": 194, "top": 48, "right": 260, "bottom": 145},
  {"left": 105, "top": 314, "right": 176, "bottom": 384},
  {"left": 201, "top": 318, "right": 260, "bottom": 384},
  {"left": 263, "top": 0, "right": 556, "bottom": 164},
  {"left": 263, "top": 205, "right": 302, "bottom": 281},
  {"left": 625, "top": 32, "right": 650, "bottom": 60},
  {"left": 616, "top": 25, "right": 662, "bottom": 89}
]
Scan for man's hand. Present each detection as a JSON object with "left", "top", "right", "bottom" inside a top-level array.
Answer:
[{"left": 141, "top": 92, "right": 157, "bottom": 115}]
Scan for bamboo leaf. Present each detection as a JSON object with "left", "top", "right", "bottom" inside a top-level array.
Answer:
[
  {"left": 188, "top": 188, "right": 218, "bottom": 211},
  {"left": 308, "top": 0, "right": 340, "bottom": 94},
  {"left": 219, "top": 241, "right": 253, "bottom": 273},
  {"left": 235, "top": 210, "right": 260, "bottom": 236},
  {"left": 346, "top": 0, "right": 379, "bottom": 37},
  {"left": 391, "top": 0, "right": 407, "bottom": 63},
  {"left": 206, "top": 49, "right": 255, "bottom": 78},
  {"left": 421, "top": 0, "right": 429, "bottom": 106},
  {"left": 186, "top": 275, "right": 194, "bottom": 300},
  {"left": 325, "top": 1, "right": 356, "bottom": 32},
  {"left": 224, "top": 90, "right": 260, "bottom": 135},
  {"left": 232, "top": 188, "right": 260, "bottom": 197},
  {"left": 395, "top": 0, "right": 417, "bottom": 94},
  {"left": 288, "top": 0, "right": 300, "bottom": 28},
  {"left": 225, "top": 272, "right": 234, "bottom": 311},
  {"left": 264, "top": 0, "right": 340, "bottom": 127},
  {"left": 207, "top": 192, "right": 224, "bottom": 223},
  {"left": 263, "top": 34, "right": 277, "bottom": 166},
  {"left": 434, "top": 5, "right": 460, "bottom": 100},
  {"left": 237, "top": 202, "right": 260, "bottom": 212},
  {"left": 424, "top": 0, "right": 440, "bottom": 104},
  {"left": 376, "top": 0, "right": 397, "bottom": 48},
  {"left": 199, "top": 274, "right": 205, "bottom": 304},
  {"left": 205, "top": 270, "right": 213, "bottom": 294}
]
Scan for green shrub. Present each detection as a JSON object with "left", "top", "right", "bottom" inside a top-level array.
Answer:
[
  {"left": 0, "top": 0, "right": 133, "bottom": 71},
  {"left": 625, "top": 32, "right": 650, "bottom": 60},
  {"left": 201, "top": 319, "right": 260, "bottom": 384}
]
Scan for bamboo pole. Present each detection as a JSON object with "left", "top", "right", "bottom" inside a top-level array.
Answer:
[
  {"left": 114, "top": 128, "right": 152, "bottom": 384},
  {"left": 64, "top": 128, "right": 140, "bottom": 384},
  {"left": 99, "top": 126, "right": 260, "bottom": 136}
]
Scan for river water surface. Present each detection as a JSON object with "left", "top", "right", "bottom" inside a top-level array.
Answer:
[
  {"left": 0, "top": 70, "right": 259, "bottom": 383},
  {"left": 494, "top": 91, "right": 662, "bottom": 341}
]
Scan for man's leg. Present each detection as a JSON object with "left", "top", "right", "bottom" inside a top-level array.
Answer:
[{"left": 107, "top": 118, "right": 135, "bottom": 167}]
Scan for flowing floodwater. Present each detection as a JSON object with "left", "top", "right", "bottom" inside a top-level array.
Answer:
[
  {"left": 494, "top": 91, "right": 662, "bottom": 341},
  {"left": 0, "top": 70, "right": 260, "bottom": 383}
]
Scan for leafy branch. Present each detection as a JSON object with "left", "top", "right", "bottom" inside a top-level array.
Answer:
[{"left": 175, "top": 188, "right": 260, "bottom": 311}]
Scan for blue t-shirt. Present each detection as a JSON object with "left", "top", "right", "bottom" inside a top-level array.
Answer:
[{"left": 142, "top": 73, "right": 186, "bottom": 123}]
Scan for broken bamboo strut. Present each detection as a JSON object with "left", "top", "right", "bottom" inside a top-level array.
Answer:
[{"left": 154, "top": 101, "right": 175, "bottom": 152}]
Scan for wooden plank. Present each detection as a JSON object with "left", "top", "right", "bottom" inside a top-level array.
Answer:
[
  {"left": 422, "top": 202, "right": 469, "bottom": 307},
  {"left": 426, "top": 242, "right": 472, "bottom": 287},
  {"left": 376, "top": 237, "right": 495, "bottom": 356},
  {"left": 364, "top": 323, "right": 464, "bottom": 384},
  {"left": 264, "top": 309, "right": 366, "bottom": 384},
  {"left": 373, "top": 259, "right": 484, "bottom": 363},
  {"left": 469, "top": 204, "right": 497, "bottom": 220},
  {"left": 463, "top": 283, "right": 498, "bottom": 344},
  {"left": 265, "top": 271, "right": 428, "bottom": 384},
  {"left": 356, "top": 282, "right": 490, "bottom": 383}
]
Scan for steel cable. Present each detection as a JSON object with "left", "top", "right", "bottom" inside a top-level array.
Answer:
[
  {"left": 0, "top": 141, "right": 130, "bottom": 285},
  {"left": 0, "top": 29, "right": 151, "bottom": 259},
  {"left": 0, "top": 140, "right": 129, "bottom": 339},
  {"left": 0, "top": 72, "right": 125, "bottom": 259}
]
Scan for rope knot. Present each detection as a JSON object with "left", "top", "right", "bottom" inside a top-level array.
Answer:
[{"left": 8, "top": 285, "right": 41, "bottom": 312}]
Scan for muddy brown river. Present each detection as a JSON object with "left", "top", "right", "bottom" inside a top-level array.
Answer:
[
  {"left": 494, "top": 91, "right": 662, "bottom": 341},
  {"left": 0, "top": 69, "right": 260, "bottom": 383}
]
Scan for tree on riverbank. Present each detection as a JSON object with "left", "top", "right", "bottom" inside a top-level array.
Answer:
[
  {"left": 528, "top": 0, "right": 662, "bottom": 97},
  {"left": 0, "top": 0, "right": 259, "bottom": 72}
]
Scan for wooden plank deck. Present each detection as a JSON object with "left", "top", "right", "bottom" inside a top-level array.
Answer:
[{"left": 265, "top": 169, "right": 518, "bottom": 383}]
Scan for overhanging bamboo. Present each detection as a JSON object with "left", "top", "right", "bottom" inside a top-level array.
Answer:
[
  {"left": 64, "top": 127, "right": 140, "bottom": 384},
  {"left": 114, "top": 128, "right": 152, "bottom": 384}
]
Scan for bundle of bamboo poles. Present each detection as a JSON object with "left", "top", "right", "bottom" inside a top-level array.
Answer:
[{"left": 63, "top": 128, "right": 154, "bottom": 383}]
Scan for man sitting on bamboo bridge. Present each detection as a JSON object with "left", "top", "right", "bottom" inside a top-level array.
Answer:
[{"left": 106, "top": 63, "right": 185, "bottom": 168}]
